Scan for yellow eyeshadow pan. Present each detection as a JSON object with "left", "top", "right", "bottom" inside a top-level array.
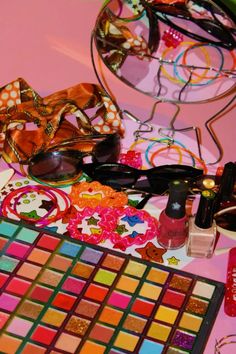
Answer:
[
  {"left": 155, "top": 305, "right": 179, "bottom": 324},
  {"left": 124, "top": 260, "right": 147, "bottom": 278},
  {"left": 139, "top": 282, "right": 162, "bottom": 300},
  {"left": 147, "top": 322, "right": 172, "bottom": 341},
  {"left": 116, "top": 275, "right": 139, "bottom": 293},
  {"left": 179, "top": 312, "right": 203, "bottom": 332},
  {"left": 146, "top": 268, "right": 169, "bottom": 284},
  {"left": 114, "top": 331, "right": 139, "bottom": 351}
]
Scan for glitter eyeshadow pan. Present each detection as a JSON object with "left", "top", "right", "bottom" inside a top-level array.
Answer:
[{"left": 0, "top": 216, "right": 225, "bottom": 354}]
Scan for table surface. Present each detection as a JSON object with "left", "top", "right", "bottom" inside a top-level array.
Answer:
[{"left": 0, "top": 1, "right": 236, "bottom": 353}]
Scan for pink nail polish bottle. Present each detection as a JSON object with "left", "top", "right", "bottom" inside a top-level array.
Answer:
[
  {"left": 157, "top": 180, "right": 189, "bottom": 250},
  {"left": 224, "top": 247, "right": 236, "bottom": 316}
]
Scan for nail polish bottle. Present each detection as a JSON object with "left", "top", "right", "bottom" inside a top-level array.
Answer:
[
  {"left": 224, "top": 247, "right": 236, "bottom": 316},
  {"left": 157, "top": 180, "right": 189, "bottom": 250},
  {"left": 186, "top": 190, "right": 217, "bottom": 258},
  {"left": 214, "top": 162, "right": 236, "bottom": 213}
]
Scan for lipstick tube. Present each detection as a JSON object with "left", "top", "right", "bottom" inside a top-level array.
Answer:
[{"left": 224, "top": 247, "right": 236, "bottom": 316}]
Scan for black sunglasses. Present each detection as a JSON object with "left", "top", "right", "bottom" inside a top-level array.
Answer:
[
  {"left": 147, "top": 0, "right": 236, "bottom": 49},
  {"left": 28, "top": 148, "right": 204, "bottom": 193},
  {"left": 214, "top": 206, "right": 236, "bottom": 237}
]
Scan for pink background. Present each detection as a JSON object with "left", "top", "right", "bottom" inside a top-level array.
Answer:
[{"left": 1, "top": 1, "right": 235, "bottom": 353}]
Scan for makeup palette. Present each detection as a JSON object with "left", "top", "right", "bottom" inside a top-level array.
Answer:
[{"left": 0, "top": 216, "right": 225, "bottom": 354}]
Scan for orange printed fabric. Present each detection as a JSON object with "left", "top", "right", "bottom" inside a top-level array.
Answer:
[{"left": 0, "top": 78, "right": 124, "bottom": 163}]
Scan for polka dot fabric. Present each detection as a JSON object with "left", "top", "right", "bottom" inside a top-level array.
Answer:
[
  {"left": 94, "top": 96, "right": 125, "bottom": 135},
  {"left": 0, "top": 80, "right": 21, "bottom": 110}
]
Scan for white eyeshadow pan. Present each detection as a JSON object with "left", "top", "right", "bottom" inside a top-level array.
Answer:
[{"left": 192, "top": 281, "right": 215, "bottom": 299}]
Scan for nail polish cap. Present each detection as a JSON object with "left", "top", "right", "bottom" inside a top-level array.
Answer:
[
  {"left": 216, "top": 162, "right": 236, "bottom": 206},
  {"left": 165, "top": 180, "right": 189, "bottom": 219},
  {"left": 195, "top": 190, "right": 216, "bottom": 229}
]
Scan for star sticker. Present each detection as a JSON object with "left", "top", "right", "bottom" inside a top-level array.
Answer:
[
  {"left": 86, "top": 216, "right": 99, "bottom": 226},
  {"left": 90, "top": 228, "right": 102, "bottom": 235},
  {"left": 135, "top": 242, "right": 167, "bottom": 263},
  {"left": 39, "top": 199, "right": 54, "bottom": 212},
  {"left": 62, "top": 206, "right": 78, "bottom": 224},
  {"left": 115, "top": 224, "right": 128, "bottom": 235},
  {"left": 20, "top": 210, "right": 40, "bottom": 220},
  {"left": 121, "top": 215, "right": 144, "bottom": 227},
  {"left": 167, "top": 256, "right": 180, "bottom": 266},
  {"left": 172, "top": 202, "right": 181, "bottom": 210}
]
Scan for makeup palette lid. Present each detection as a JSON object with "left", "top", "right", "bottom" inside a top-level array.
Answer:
[
  {"left": 195, "top": 190, "right": 216, "bottom": 229},
  {"left": 165, "top": 180, "right": 189, "bottom": 219}
]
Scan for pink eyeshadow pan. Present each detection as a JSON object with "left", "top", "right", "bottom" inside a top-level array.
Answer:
[{"left": 5, "top": 242, "right": 30, "bottom": 258}]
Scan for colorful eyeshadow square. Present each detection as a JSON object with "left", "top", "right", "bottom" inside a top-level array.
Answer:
[
  {"left": 0, "top": 312, "right": 10, "bottom": 329},
  {"left": 123, "top": 315, "right": 147, "bottom": 333},
  {"left": 30, "top": 285, "right": 53, "bottom": 303},
  {"left": 147, "top": 322, "right": 171, "bottom": 341},
  {"left": 38, "top": 269, "right": 63, "bottom": 287},
  {"left": 0, "top": 255, "right": 19, "bottom": 272},
  {"left": 85, "top": 283, "right": 108, "bottom": 301},
  {"left": 76, "top": 299, "right": 100, "bottom": 318},
  {"left": 16, "top": 228, "right": 39, "bottom": 243},
  {"left": 6, "top": 277, "right": 31, "bottom": 296},
  {"left": 72, "top": 262, "right": 94, "bottom": 279},
  {"left": 55, "top": 333, "right": 81, "bottom": 353},
  {"left": 146, "top": 268, "right": 169, "bottom": 284},
  {"left": 179, "top": 312, "right": 203, "bottom": 332},
  {"left": 31, "top": 325, "right": 57, "bottom": 345},
  {"left": 94, "top": 268, "right": 117, "bottom": 286},
  {"left": 139, "top": 339, "right": 164, "bottom": 354},
  {"left": 58, "top": 241, "right": 81, "bottom": 257},
  {"left": 169, "top": 274, "right": 192, "bottom": 292},
  {"left": 139, "top": 282, "right": 162, "bottom": 300},
  {"left": 17, "top": 262, "right": 41, "bottom": 280},
  {"left": 5, "top": 241, "right": 30, "bottom": 258},
  {"left": 41, "top": 308, "right": 67, "bottom": 327},
  {"left": 27, "top": 248, "right": 51, "bottom": 265},
  {"left": 131, "top": 298, "right": 155, "bottom": 317},
  {"left": 65, "top": 316, "right": 91, "bottom": 335},
  {"left": 52, "top": 292, "right": 77, "bottom": 310},
  {"left": 21, "top": 343, "right": 47, "bottom": 354},
  {"left": 0, "top": 334, "right": 22, "bottom": 353},
  {"left": 6, "top": 317, "right": 33, "bottom": 337},
  {"left": 37, "top": 234, "right": 60, "bottom": 250},
  {"left": 172, "top": 330, "right": 196, "bottom": 350},
  {"left": 49, "top": 254, "right": 72, "bottom": 272},
  {"left": 186, "top": 296, "right": 209, "bottom": 315},
  {"left": 0, "top": 272, "right": 9, "bottom": 287},
  {"left": 124, "top": 260, "right": 147, "bottom": 278},
  {"left": 116, "top": 275, "right": 139, "bottom": 293},
  {"left": 155, "top": 305, "right": 179, "bottom": 324},
  {"left": 0, "top": 237, "right": 7, "bottom": 251},
  {"left": 108, "top": 291, "right": 131, "bottom": 309},
  {"left": 192, "top": 281, "right": 215, "bottom": 299},
  {"left": 62, "top": 277, "right": 85, "bottom": 295},
  {"left": 162, "top": 289, "right": 185, "bottom": 308},
  {"left": 0, "top": 221, "right": 18, "bottom": 237},
  {"left": 99, "top": 306, "right": 123, "bottom": 326},
  {"left": 89, "top": 323, "right": 114, "bottom": 343},
  {"left": 102, "top": 254, "right": 125, "bottom": 271},
  {"left": 0, "top": 293, "right": 20, "bottom": 311},
  {"left": 17, "top": 300, "right": 43, "bottom": 320},
  {"left": 113, "top": 331, "right": 139, "bottom": 351},
  {"left": 80, "top": 341, "right": 106, "bottom": 354},
  {"left": 80, "top": 247, "right": 103, "bottom": 264}
]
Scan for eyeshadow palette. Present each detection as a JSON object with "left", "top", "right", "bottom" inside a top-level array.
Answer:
[{"left": 0, "top": 216, "right": 225, "bottom": 354}]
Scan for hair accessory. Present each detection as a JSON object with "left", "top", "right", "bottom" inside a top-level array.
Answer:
[
  {"left": 67, "top": 205, "right": 159, "bottom": 250},
  {"left": 119, "top": 150, "right": 142, "bottom": 168},
  {"left": 215, "top": 334, "right": 236, "bottom": 353},
  {"left": 162, "top": 27, "right": 183, "bottom": 48},
  {"left": 1, "top": 185, "right": 71, "bottom": 226},
  {"left": 69, "top": 181, "right": 128, "bottom": 208}
]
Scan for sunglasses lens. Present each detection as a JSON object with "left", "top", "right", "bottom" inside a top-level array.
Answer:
[
  {"left": 215, "top": 208, "right": 236, "bottom": 232},
  {"left": 93, "top": 133, "right": 121, "bottom": 163},
  {"left": 91, "top": 164, "right": 137, "bottom": 187},
  {"left": 29, "top": 151, "right": 83, "bottom": 182}
]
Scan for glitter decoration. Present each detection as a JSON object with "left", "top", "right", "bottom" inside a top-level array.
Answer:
[
  {"left": 119, "top": 150, "right": 142, "bottom": 169},
  {"left": 169, "top": 275, "right": 192, "bottom": 292},
  {"left": 185, "top": 297, "right": 209, "bottom": 315},
  {"left": 172, "top": 330, "right": 196, "bottom": 350}
]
